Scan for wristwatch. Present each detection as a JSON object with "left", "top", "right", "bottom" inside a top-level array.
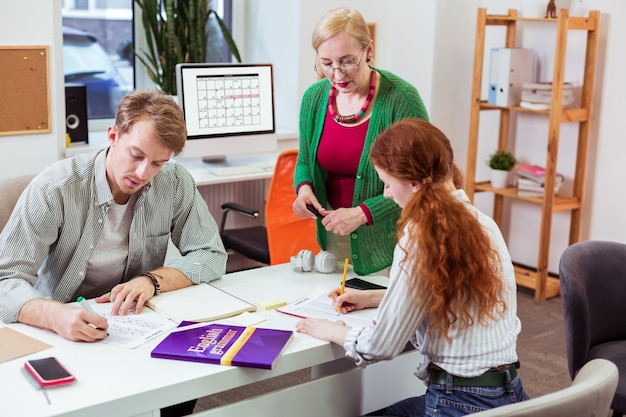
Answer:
[{"left": 141, "top": 272, "right": 161, "bottom": 296}]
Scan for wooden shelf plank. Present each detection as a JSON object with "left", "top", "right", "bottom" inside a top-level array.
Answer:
[
  {"left": 514, "top": 265, "right": 560, "bottom": 300},
  {"left": 478, "top": 102, "right": 589, "bottom": 122},
  {"left": 473, "top": 182, "right": 581, "bottom": 211},
  {"left": 485, "top": 10, "right": 596, "bottom": 31}
]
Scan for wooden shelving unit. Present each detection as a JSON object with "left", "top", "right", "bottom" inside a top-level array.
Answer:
[{"left": 465, "top": 8, "right": 600, "bottom": 301}]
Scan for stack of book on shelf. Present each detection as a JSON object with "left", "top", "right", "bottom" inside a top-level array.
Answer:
[
  {"left": 514, "top": 164, "right": 564, "bottom": 197},
  {"left": 520, "top": 82, "right": 574, "bottom": 110}
]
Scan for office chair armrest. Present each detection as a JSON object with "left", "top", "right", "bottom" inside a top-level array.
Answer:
[
  {"left": 219, "top": 202, "right": 260, "bottom": 234},
  {"left": 221, "top": 202, "right": 259, "bottom": 218}
]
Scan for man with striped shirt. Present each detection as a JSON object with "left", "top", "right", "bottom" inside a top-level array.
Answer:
[{"left": 0, "top": 90, "right": 227, "bottom": 343}]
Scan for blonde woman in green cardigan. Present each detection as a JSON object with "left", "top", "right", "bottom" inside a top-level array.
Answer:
[{"left": 292, "top": 7, "right": 429, "bottom": 275}]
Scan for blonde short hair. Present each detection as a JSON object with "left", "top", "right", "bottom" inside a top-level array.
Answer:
[{"left": 311, "top": 7, "right": 371, "bottom": 51}]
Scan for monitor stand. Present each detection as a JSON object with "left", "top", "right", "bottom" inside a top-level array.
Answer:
[{"left": 202, "top": 155, "right": 227, "bottom": 164}]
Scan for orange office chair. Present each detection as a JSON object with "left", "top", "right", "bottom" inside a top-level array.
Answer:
[{"left": 219, "top": 149, "right": 320, "bottom": 267}]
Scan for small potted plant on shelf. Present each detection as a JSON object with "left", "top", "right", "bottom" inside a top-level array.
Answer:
[{"left": 488, "top": 150, "right": 516, "bottom": 188}]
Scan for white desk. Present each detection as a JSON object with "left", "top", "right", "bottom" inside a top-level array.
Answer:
[
  {"left": 174, "top": 152, "right": 278, "bottom": 186},
  {"left": 1, "top": 264, "right": 425, "bottom": 417}
]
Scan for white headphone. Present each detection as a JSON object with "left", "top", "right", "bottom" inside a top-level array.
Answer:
[{"left": 290, "top": 250, "right": 338, "bottom": 274}]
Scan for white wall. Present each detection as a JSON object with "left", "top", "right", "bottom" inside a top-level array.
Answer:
[
  {"left": 236, "top": 0, "right": 436, "bottom": 132},
  {"left": 584, "top": 1, "right": 626, "bottom": 241},
  {"left": 2, "top": 0, "right": 624, "bottom": 274},
  {"left": 429, "top": 0, "right": 626, "bottom": 272},
  {"left": 0, "top": 0, "right": 65, "bottom": 179},
  {"left": 235, "top": 0, "right": 301, "bottom": 132}
]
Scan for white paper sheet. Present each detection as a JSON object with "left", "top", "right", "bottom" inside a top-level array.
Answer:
[
  {"left": 88, "top": 300, "right": 176, "bottom": 349},
  {"left": 277, "top": 288, "right": 377, "bottom": 328}
]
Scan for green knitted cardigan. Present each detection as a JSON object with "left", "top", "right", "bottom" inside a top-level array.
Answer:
[{"left": 294, "top": 69, "right": 429, "bottom": 275}]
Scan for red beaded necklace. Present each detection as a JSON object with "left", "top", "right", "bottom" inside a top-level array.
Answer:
[{"left": 328, "top": 70, "right": 376, "bottom": 124}]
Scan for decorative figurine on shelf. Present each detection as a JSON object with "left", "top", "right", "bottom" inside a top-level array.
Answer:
[{"left": 545, "top": 0, "right": 557, "bottom": 18}]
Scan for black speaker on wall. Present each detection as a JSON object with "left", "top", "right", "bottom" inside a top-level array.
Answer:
[{"left": 65, "top": 84, "right": 89, "bottom": 144}]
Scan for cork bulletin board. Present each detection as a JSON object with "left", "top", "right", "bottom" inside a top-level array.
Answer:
[{"left": 0, "top": 46, "right": 51, "bottom": 136}]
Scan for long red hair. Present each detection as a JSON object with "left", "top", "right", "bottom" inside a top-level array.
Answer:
[{"left": 370, "top": 119, "right": 506, "bottom": 340}]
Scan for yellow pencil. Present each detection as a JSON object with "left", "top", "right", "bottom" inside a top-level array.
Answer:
[{"left": 338, "top": 258, "right": 349, "bottom": 315}]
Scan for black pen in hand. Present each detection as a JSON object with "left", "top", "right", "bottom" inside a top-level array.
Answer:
[{"left": 306, "top": 203, "right": 325, "bottom": 218}]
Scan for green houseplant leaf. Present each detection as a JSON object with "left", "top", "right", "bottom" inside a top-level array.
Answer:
[
  {"left": 488, "top": 150, "right": 517, "bottom": 171},
  {"left": 135, "top": 0, "right": 242, "bottom": 95}
]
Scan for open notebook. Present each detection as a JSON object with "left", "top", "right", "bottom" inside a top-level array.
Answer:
[{"left": 147, "top": 283, "right": 257, "bottom": 323}]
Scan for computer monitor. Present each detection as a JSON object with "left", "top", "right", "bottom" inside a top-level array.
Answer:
[{"left": 176, "top": 63, "right": 277, "bottom": 162}]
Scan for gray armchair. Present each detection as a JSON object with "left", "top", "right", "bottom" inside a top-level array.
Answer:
[
  {"left": 0, "top": 174, "right": 35, "bottom": 231},
  {"left": 559, "top": 240, "right": 626, "bottom": 417},
  {"left": 472, "top": 359, "right": 618, "bottom": 416}
]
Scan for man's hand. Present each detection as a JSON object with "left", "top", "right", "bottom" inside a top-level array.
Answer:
[
  {"left": 19, "top": 298, "right": 108, "bottom": 342},
  {"left": 96, "top": 268, "right": 194, "bottom": 316},
  {"left": 99, "top": 275, "right": 154, "bottom": 316}
]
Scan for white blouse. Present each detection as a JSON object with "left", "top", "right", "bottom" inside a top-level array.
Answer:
[{"left": 343, "top": 189, "right": 521, "bottom": 381}]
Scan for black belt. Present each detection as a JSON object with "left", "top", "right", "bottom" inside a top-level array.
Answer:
[{"left": 429, "top": 364, "right": 518, "bottom": 387}]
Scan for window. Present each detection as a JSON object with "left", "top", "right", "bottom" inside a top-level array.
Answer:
[
  {"left": 62, "top": 0, "right": 134, "bottom": 120},
  {"left": 61, "top": 0, "right": 233, "bottom": 124}
]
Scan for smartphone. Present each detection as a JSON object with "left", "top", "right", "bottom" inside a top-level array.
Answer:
[
  {"left": 306, "top": 203, "right": 325, "bottom": 218},
  {"left": 24, "top": 357, "right": 76, "bottom": 387},
  {"left": 344, "top": 277, "right": 387, "bottom": 291}
]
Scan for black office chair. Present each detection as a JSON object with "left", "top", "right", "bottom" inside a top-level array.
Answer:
[
  {"left": 219, "top": 202, "right": 270, "bottom": 265},
  {"left": 559, "top": 240, "right": 626, "bottom": 417},
  {"left": 219, "top": 149, "right": 319, "bottom": 267}
]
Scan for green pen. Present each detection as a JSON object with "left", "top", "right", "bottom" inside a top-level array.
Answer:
[
  {"left": 77, "top": 296, "right": 108, "bottom": 335},
  {"left": 77, "top": 296, "right": 98, "bottom": 315}
]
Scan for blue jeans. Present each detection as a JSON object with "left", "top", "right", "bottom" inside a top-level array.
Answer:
[{"left": 370, "top": 370, "right": 529, "bottom": 417}]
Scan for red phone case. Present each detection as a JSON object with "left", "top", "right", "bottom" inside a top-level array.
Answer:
[{"left": 25, "top": 357, "right": 76, "bottom": 387}]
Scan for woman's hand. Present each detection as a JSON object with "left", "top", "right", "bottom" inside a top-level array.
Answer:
[
  {"left": 321, "top": 207, "right": 367, "bottom": 235},
  {"left": 295, "top": 317, "right": 350, "bottom": 344},
  {"left": 293, "top": 185, "right": 328, "bottom": 219},
  {"left": 328, "top": 287, "right": 385, "bottom": 314}
]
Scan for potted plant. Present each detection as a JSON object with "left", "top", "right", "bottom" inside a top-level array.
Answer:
[
  {"left": 488, "top": 150, "right": 516, "bottom": 188},
  {"left": 134, "top": 0, "right": 242, "bottom": 95}
]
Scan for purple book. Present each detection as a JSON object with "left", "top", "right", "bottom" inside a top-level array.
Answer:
[{"left": 151, "top": 322, "right": 293, "bottom": 370}]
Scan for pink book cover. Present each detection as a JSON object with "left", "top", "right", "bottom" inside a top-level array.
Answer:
[
  {"left": 151, "top": 322, "right": 293, "bottom": 370},
  {"left": 515, "top": 164, "right": 547, "bottom": 176},
  {"left": 514, "top": 164, "right": 564, "bottom": 184}
]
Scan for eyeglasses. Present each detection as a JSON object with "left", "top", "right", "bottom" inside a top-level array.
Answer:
[{"left": 314, "top": 50, "right": 365, "bottom": 76}]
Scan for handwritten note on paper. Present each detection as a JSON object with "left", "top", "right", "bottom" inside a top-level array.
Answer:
[
  {"left": 276, "top": 288, "right": 377, "bottom": 328},
  {"left": 90, "top": 302, "right": 176, "bottom": 349}
]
